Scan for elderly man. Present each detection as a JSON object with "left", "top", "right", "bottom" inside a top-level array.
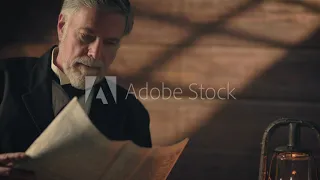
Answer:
[{"left": 0, "top": 0, "right": 152, "bottom": 179}]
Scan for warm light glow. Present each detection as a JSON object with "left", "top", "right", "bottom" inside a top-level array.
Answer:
[
  {"left": 292, "top": 153, "right": 297, "bottom": 158},
  {"left": 274, "top": 152, "right": 312, "bottom": 180}
]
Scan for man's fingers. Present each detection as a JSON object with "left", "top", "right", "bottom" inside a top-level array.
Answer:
[
  {"left": 0, "top": 154, "right": 35, "bottom": 179},
  {"left": 0, "top": 166, "right": 11, "bottom": 176},
  {"left": 0, "top": 153, "right": 28, "bottom": 165}
]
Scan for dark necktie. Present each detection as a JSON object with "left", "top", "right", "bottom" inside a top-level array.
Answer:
[
  {"left": 51, "top": 70, "right": 84, "bottom": 99},
  {"left": 61, "top": 84, "right": 85, "bottom": 99}
]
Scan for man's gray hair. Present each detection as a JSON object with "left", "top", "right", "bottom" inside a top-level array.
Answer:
[{"left": 60, "top": 0, "right": 133, "bottom": 35}]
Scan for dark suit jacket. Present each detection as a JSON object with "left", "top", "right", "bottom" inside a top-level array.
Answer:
[{"left": 0, "top": 46, "right": 152, "bottom": 153}]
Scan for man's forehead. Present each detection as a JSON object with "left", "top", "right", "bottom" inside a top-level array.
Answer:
[
  {"left": 69, "top": 7, "right": 126, "bottom": 37},
  {"left": 79, "top": 27, "right": 121, "bottom": 42}
]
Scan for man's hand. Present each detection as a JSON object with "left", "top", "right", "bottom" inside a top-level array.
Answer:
[{"left": 0, "top": 152, "right": 36, "bottom": 180}]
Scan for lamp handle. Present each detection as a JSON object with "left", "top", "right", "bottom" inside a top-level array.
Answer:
[{"left": 258, "top": 118, "right": 320, "bottom": 180}]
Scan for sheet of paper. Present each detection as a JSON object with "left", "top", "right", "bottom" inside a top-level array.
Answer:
[
  {"left": 99, "top": 138, "right": 188, "bottom": 180},
  {"left": 15, "top": 97, "right": 189, "bottom": 180},
  {"left": 123, "top": 139, "right": 188, "bottom": 180}
]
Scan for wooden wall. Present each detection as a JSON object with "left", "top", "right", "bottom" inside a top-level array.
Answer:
[{"left": 1, "top": 0, "right": 320, "bottom": 179}]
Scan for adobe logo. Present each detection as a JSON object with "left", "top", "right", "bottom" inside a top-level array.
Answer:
[{"left": 84, "top": 76, "right": 117, "bottom": 104}]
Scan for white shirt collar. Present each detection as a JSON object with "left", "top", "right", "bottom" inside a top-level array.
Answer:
[{"left": 51, "top": 47, "right": 70, "bottom": 85}]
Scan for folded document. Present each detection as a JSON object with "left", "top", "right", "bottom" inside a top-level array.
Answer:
[{"left": 16, "top": 97, "right": 189, "bottom": 180}]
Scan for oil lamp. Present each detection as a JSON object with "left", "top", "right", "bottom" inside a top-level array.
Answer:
[{"left": 258, "top": 118, "right": 320, "bottom": 180}]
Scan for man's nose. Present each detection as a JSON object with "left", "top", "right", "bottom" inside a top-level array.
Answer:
[{"left": 88, "top": 39, "right": 102, "bottom": 59}]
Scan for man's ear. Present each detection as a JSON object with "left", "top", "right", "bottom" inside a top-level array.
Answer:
[{"left": 57, "top": 13, "right": 67, "bottom": 41}]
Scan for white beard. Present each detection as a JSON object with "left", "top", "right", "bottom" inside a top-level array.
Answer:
[{"left": 62, "top": 57, "right": 105, "bottom": 90}]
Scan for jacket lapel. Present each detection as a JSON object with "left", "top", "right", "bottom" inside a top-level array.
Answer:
[
  {"left": 22, "top": 46, "right": 55, "bottom": 134},
  {"left": 89, "top": 79, "right": 126, "bottom": 140}
]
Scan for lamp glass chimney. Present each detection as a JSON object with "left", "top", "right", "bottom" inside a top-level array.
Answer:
[{"left": 274, "top": 152, "right": 312, "bottom": 180}]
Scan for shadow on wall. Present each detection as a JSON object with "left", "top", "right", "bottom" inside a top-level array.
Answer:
[
  {"left": 128, "top": 1, "right": 320, "bottom": 179},
  {"left": 167, "top": 28, "right": 320, "bottom": 180}
]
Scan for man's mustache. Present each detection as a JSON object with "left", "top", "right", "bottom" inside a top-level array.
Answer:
[{"left": 74, "top": 57, "right": 104, "bottom": 68}]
